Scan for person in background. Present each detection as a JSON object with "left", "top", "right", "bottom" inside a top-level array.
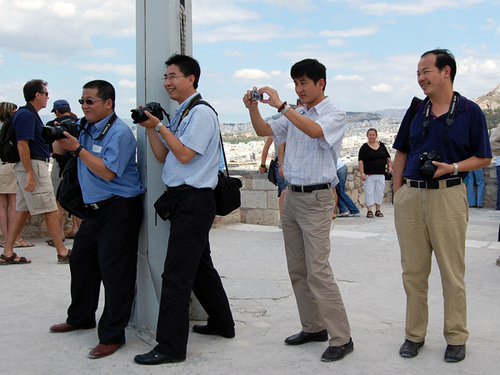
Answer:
[
  {"left": 489, "top": 126, "right": 500, "bottom": 265},
  {"left": 46, "top": 99, "right": 81, "bottom": 245},
  {"left": 0, "top": 102, "right": 34, "bottom": 250},
  {"left": 1, "top": 80, "right": 70, "bottom": 265},
  {"left": 358, "top": 128, "right": 392, "bottom": 218},
  {"left": 464, "top": 169, "right": 485, "bottom": 208},
  {"left": 336, "top": 158, "right": 360, "bottom": 217},
  {"left": 259, "top": 136, "right": 287, "bottom": 228}
]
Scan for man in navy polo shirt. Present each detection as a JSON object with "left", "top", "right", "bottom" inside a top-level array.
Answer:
[
  {"left": 1, "top": 79, "right": 70, "bottom": 265},
  {"left": 393, "top": 49, "right": 491, "bottom": 362}
]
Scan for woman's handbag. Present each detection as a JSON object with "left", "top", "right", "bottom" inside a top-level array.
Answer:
[
  {"left": 268, "top": 157, "right": 278, "bottom": 186},
  {"left": 214, "top": 133, "right": 242, "bottom": 216}
]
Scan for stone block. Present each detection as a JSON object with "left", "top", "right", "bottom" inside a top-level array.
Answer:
[
  {"left": 241, "top": 190, "right": 268, "bottom": 209},
  {"left": 244, "top": 209, "right": 279, "bottom": 226},
  {"left": 267, "top": 191, "right": 279, "bottom": 210}
]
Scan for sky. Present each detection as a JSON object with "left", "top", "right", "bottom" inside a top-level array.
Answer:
[{"left": 0, "top": 0, "right": 499, "bottom": 124}]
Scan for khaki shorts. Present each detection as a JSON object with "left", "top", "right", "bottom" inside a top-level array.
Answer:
[{"left": 15, "top": 160, "right": 58, "bottom": 215}]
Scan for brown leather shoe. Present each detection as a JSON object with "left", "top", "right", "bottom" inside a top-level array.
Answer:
[
  {"left": 88, "top": 343, "right": 123, "bottom": 359},
  {"left": 50, "top": 322, "right": 96, "bottom": 333}
]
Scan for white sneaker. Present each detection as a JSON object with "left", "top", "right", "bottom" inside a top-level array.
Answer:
[
  {"left": 338, "top": 212, "right": 350, "bottom": 217},
  {"left": 348, "top": 213, "right": 361, "bottom": 217}
]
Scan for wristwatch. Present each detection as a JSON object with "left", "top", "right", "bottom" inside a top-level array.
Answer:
[{"left": 154, "top": 122, "right": 164, "bottom": 132}]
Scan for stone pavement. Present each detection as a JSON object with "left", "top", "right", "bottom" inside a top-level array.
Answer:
[{"left": 1, "top": 204, "right": 499, "bottom": 375}]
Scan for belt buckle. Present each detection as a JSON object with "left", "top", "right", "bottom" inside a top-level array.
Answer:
[
  {"left": 418, "top": 181, "right": 426, "bottom": 189},
  {"left": 89, "top": 203, "right": 99, "bottom": 210}
]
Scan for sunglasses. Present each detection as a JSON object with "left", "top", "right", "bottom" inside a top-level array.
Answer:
[
  {"left": 39, "top": 91, "right": 49, "bottom": 96},
  {"left": 78, "top": 98, "right": 105, "bottom": 105}
]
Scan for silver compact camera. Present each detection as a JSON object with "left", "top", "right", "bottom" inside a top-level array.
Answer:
[{"left": 250, "top": 89, "right": 262, "bottom": 101}]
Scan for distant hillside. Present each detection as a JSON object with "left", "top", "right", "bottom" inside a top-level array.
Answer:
[{"left": 475, "top": 84, "right": 500, "bottom": 111}]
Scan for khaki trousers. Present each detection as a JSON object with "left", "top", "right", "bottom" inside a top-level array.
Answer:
[
  {"left": 282, "top": 188, "right": 351, "bottom": 346},
  {"left": 394, "top": 183, "right": 469, "bottom": 345}
]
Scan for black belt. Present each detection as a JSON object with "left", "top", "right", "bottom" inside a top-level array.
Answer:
[
  {"left": 165, "top": 184, "right": 197, "bottom": 192},
  {"left": 288, "top": 183, "right": 331, "bottom": 193},
  {"left": 85, "top": 196, "right": 122, "bottom": 211},
  {"left": 406, "top": 177, "right": 462, "bottom": 189},
  {"left": 31, "top": 156, "right": 50, "bottom": 162}
]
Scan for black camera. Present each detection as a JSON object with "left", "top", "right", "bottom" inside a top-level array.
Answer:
[
  {"left": 418, "top": 151, "right": 443, "bottom": 179},
  {"left": 250, "top": 89, "right": 262, "bottom": 101},
  {"left": 130, "top": 102, "right": 167, "bottom": 124},
  {"left": 41, "top": 118, "right": 81, "bottom": 144}
]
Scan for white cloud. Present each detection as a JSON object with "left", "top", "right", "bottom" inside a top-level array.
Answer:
[
  {"left": 223, "top": 50, "right": 246, "bottom": 58},
  {"left": 193, "top": 0, "right": 260, "bottom": 26},
  {"left": 358, "top": 0, "right": 461, "bottom": 16},
  {"left": 74, "top": 63, "right": 135, "bottom": 77},
  {"left": 234, "top": 69, "right": 271, "bottom": 80},
  {"left": 265, "top": 0, "right": 313, "bottom": 10},
  {"left": 333, "top": 75, "right": 365, "bottom": 82},
  {"left": 371, "top": 83, "right": 394, "bottom": 93},
  {"left": 320, "top": 26, "right": 379, "bottom": 38},
  {"left": 118, "top": 79, "right": 136, "bottom": 89},
  {"left": 195, "top": 23, "right": 283, "bottom": 43}
]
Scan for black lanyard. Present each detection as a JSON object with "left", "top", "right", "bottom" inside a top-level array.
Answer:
[{"left": 422, "top": 92, "right": 459, "bottom": 143}]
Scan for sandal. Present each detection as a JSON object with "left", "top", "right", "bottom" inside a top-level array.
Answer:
[
  {"left": 1, "top": 252, "right": 31, "bottom": 265},
  {"left": 366, "top": 211, "right": 374, "bottom": 218},
  {"left": 496, "top": 256, "right": 500, "bottom": 267},
  {"left": 13, "top": 238, "right": 35, "bottom": 248},
  {"left": 375, "top": 210, "right": 384, "bottom": 217},
  {"left": 57, "top": 249, "right": 71, "bottom": 264}
]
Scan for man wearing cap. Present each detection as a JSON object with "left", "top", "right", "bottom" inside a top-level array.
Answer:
[
  {"left": 46, "top": 100, "right": 80, "bottom": 243},
  {"left": 1, "top": 79, "right": 71, "bottom": 265}
]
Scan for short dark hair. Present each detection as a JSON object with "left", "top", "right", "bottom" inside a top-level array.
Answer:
[
  {"left": 83, "top": 80, "right": 116, "bottom": 109},
  {"left": 367, "top": 128, "right": 378, "bottom": 136},
  {"left": 165, "top": 53, "right": 201, "bottom": 89},
  {"left": 290, "top": 59, "right": 327, "bottom": 91},
  {"left": 23, "top": 79, "right": 47, "bottom": 102},
  {"left": 421, "top": 49, "right": 457, "bottom": 83}
]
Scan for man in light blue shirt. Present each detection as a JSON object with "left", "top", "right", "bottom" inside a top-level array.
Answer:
[
  {"left": 243, "top": 58, "right": 353, "bottom": 362},
  {"left": 134, "top": 54, "right": 234, "bottom": 366}
]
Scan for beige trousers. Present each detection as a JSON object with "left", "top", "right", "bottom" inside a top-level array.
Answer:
[
  {"left": 394, "top": 183, "right": 469, "bottom": 345},
  {"left": 282, "top": 188, "right": 351, "bottom": 346}
]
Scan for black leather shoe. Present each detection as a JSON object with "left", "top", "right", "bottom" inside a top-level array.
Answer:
[
  {"left": 284, "top": 330, "right": 328, "bottom": 345},
  {"left": 49, "top": 321, "right": 96, "bottom": 333},
  {"left": 134, "top": 349, "right": 185, "bottom": 365},
  {"left": 399, "top": 339, "right": 425, "bottom": 358},
  {"left": 444, "top": 344, "right": 466, "bottom": 362},
  {"left": 321, "top": 338, "right": 354, "bottom": 362},
  {"left": 192, "top": 324, "right": 235, "bottom": 338}
]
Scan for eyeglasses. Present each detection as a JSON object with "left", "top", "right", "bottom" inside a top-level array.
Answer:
[
  {"left": 78, "top": 98, "right": 105, "bottom": 105},
  {"left": 39, "top": 91, "right": 49, "bottom": 96},
  {"left": 161, "top": 74, "right": 186, "bottom": 82}
]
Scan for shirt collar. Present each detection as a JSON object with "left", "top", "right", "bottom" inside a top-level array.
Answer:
[
  {"left": 174, "top": 92, "right": 199, "bottom": 117},
  {"left": 303, "top": 96, "right": 329, "bottom": 116},
  {"left": 90, "top": 113, "right": 114, "bottom": 133}
]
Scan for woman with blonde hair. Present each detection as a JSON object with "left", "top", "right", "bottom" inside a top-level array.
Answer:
[{"left": 0, "top": 102, "right": 34, "bottom": 252}]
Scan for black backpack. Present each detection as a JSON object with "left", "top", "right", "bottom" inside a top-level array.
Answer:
[{"left": 0, "top": 114, "right": 20, "bottom": 163}]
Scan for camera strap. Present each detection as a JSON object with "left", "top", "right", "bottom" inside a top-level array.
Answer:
[
  {"left": 422, "top": 92, "right": 459, "bottom": 142},
  {"left": 167, "top": 93, "right": 218, "bottom": 134}
]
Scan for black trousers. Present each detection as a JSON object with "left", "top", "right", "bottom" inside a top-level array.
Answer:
[
  {"left": 155, "top": 188, "right": 234, "bottom": 359},
  {"left": 66, "top": 195, "right": 143, "bottom": 344}
]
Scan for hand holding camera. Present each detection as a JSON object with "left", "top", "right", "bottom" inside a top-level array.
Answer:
[{"left": 131, "top": 102, "right": 169, "bottom": 127}]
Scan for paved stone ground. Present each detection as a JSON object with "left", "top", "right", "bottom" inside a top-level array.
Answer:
[{"left": 1, "top": 204, "right": 499, "bottom": 375}]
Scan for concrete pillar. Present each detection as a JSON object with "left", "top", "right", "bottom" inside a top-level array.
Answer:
[{"left": 132, "top": 0, "right": 199, "bottom": 340}]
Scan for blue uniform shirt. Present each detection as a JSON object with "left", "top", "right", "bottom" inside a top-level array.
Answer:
[
  {"left": 78, "top": 113, "right": 144, "bottom": 203},
  {"left": 161, "top": 93, "right": 220, "bottom": 189},
  {"left": 393, "top": 93, "right": 491, "bottom": 180}
]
